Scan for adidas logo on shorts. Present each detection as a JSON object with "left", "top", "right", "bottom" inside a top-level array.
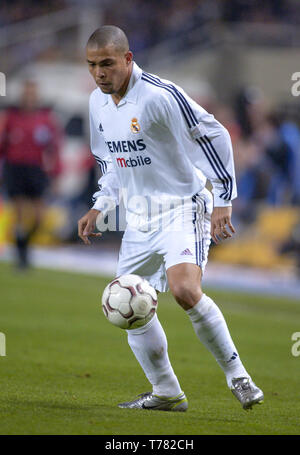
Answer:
[{"left": 180, "top": 248, "right": 192, "bottom": 256}]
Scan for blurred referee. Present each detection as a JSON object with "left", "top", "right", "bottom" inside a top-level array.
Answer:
[{"left": 0, "top": 80, "right": 62, "bottom": 269}]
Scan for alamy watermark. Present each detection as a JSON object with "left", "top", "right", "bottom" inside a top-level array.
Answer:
[
  {"left": 0, "top": 72, "right": 6, "bottom": 96},
  {"left": 0, "top": 332, "right": 6, "bottom": 356},
  {"left": 291, "top": 72, "right": 300, "bottom": 97},
  {"left": 291, "top": 332, "right": 300, "bottom": 357},
  {"left": 94, "top": 188, "right": 209, "bottom": 233}
]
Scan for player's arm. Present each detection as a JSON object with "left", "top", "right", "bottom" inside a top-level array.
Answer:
[
  {"left": 78, "top": 93, "right": 120, "bottom": 244},
  {"left": 78, "top": 208, "right": 102, "bottom": 245},
  {"left": 210, "top": 205, "right": 235, "bottom": 244},
  {"left": 160, "top": 89, "right": 237, "bottom": 243},
  {"left": 78, "top": 156, "right": 120, "bottom": 245},
  {"left": 190, "top": 121, "right": 237, "bottom": 243},
  {"left": 192, "top": 124, "right": 237, "bottom": 243}
]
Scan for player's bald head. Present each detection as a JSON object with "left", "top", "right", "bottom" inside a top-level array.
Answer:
[{"left": 86, "top": 25, "right": 129, "bottom": 54}]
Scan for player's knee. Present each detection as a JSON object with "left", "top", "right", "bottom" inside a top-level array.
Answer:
[{"left": 170, "top": 282, "right": 202, "bottom": 310}]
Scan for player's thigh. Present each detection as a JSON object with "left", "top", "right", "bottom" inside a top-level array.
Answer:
[
  {"left": 117, "top": 229, "right": 167, "bottom": 292},
  {"left": 167, "top": 262, "right": 203, "bottom": 309}
]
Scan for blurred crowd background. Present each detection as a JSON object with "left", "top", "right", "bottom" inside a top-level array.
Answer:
[{"left": 0, "top": 0, "right": 300, "bottom": 277}]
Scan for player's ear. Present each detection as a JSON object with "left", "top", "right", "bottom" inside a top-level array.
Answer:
[{"left": 125, "top": 51, "right": 133, "bottom": 65}]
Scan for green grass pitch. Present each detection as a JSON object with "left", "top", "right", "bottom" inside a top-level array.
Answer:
[{"left": 0, "top": 261, "right": 300, "bottom": 435}]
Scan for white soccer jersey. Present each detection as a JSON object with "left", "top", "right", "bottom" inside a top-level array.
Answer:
[{"left": 90, "top": 62, "right": 237, "bottom": 230}]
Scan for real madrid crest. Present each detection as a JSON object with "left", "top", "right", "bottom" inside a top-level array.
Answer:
[{"left": 130, "top": 117, "right": 141, "bottom": 134}]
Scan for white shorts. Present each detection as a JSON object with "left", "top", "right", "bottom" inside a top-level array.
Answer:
[{"left": 116, "top": 188, "right": 213, "bottom": 292}]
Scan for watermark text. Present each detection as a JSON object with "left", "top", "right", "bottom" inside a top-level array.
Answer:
[
  {"left": 291, "top": 72, "right": 300, "bottom": 96},
  {"left": 0, "top": 333, "right": 6, "bottom": 356},
  {"left": 0, "top": 72, "right": 6, "bottom": 96},
  {"left": 95, "top": 188, "right": 210, "bottom": 233},
  {"left": 291, "top": 332, "right": 300, "bottom": 357}
]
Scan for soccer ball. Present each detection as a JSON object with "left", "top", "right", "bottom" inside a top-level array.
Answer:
[{"left": 101, "top": 274, "right": 158, "bottom": 329}]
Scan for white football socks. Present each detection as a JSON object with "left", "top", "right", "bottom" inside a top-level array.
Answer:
[
  {"left": 186, "top": 293, "right": 249, "bottom": 387},
  {"left": 127, "top": 314, "right": 182, "bottom": 397}
]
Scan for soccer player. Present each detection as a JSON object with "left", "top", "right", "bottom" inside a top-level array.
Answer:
[{"left": 78, "top": 25, "right": 264, "bottom": 411}]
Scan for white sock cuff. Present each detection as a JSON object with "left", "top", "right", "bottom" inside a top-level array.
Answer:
[{"left": 126, "top": 313, "right": 158, "bottom": 335}]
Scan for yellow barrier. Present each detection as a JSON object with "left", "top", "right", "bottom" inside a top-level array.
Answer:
[
  {"left": 210, "top": 205, "right": 300, "bottom": 270},
  {"left": 0, "top": 200, "right": 67, "bottom": 246}
]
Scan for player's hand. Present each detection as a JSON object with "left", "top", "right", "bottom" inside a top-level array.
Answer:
[
  {"left": 210, "top": 206, "right": 235, "bottom": 244},
  {"left": 78, "top": 209, "right": 102, "bottom": 245}
]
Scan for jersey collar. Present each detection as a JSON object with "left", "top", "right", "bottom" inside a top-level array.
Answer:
[{"left": 100, "top": 61, "right": 142, "bottom": 107}]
